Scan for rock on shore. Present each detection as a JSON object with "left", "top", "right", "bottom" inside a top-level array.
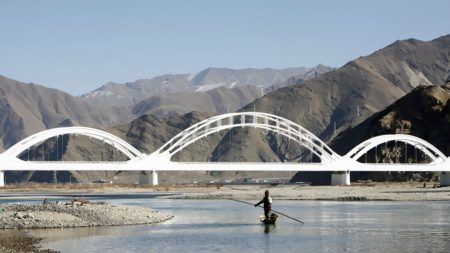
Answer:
[{"left": 0, "top": 202, "right": 173, "bottom": 229}]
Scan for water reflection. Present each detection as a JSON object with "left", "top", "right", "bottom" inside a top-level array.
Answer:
[
  {"left": 263, "top": 224, "right": 275, "bottom": 234},
  {"left": 263, "top": 226, "right": 272, "bottom": 253},
  {"left": 17, "top": 199, "right": 450, "bottom": 253}
]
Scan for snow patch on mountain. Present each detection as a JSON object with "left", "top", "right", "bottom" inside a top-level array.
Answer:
[
  {"left": 195, "top": 83, "right": 225, "bottom": 92},
  {"left": 83, "top": 91, "right": 123, "bottom": 99}
]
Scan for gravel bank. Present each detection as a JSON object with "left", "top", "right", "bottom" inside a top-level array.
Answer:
[
  {"left": 1, "top": 183, "right": 449, "bottom": 202},
  {"left": 0, "top": 202, "right": 173, "bottom": 229},
  {"left": 161, "top": 184, "right": 450, "bottom": 201}
]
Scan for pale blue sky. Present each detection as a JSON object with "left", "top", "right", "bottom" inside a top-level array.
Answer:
[{"left": 0, "top": 0, "right": 449, "bottom": 95}]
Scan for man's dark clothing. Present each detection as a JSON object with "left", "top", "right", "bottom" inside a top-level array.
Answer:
[{"left": 255, "top": 196, "right": 272, "bottom": 219}]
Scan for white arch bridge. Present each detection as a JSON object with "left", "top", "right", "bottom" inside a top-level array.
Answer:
[{"left": 0, "top": 112, "right": 449, "bottom": 187}]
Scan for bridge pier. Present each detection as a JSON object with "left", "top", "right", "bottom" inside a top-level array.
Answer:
[
  {"left": 440, "top": 172, "right": 450, "bottom": 187},
  {"left": 331, "top": 171, "right": 351, "bottom": 186},
  {"left": 0, "top": 170, "right": 4, "bottom": 187},
  {"left": 138, "top": 171, "right": 158, "bottom": 186},
  {"left": 152, "top": 170, "right": 158, "bottom": 186}
]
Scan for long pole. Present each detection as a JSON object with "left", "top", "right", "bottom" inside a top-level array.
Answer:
[{"left": 230, "top": 199, "right": 304, "bottom": 224}]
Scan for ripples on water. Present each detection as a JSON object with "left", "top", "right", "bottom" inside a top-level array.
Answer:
[{"left": 2, "top": 197, "right": 449, "bottom": 253}]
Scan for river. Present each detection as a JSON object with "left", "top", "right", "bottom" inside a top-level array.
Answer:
[{"left": 3, "top": 197, "right": 450, "bottom": 252}]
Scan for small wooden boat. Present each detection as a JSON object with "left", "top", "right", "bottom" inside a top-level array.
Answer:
[{"left": 259, "top": 213, "right": 278, "bottom": 225}]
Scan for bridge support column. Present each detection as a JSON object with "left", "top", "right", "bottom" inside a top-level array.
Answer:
[
  {"left": 152, "top": 170, "right": 158, "bottom": 186},
  {"left": 440, "top": 172, "right": 450, "bottom": 187},
  {"left": 331, "top": 171, "right": 351, "bottom": 186},
  {"left": 0, "top": 170, "right": 4, "bottom": 187},
  {"left": 138, "top": 171, "right": 158, "bottom": 186}
]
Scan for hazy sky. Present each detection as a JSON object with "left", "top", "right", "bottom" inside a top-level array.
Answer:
[{"left": 1, "top": 0, "right": 449, "bottom": 95}]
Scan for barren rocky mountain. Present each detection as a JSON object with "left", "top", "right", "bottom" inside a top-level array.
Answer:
[
  {"left": 189, "top": 67, "right": 312, "bottom": 90},
  {"left": 210, "top": 35, "right": 450, "bottom": 167},
  {"left": 324, "top": 84, "right": 450, "bottom": 183},
  {"left": 264, "top": 64, "right": 335, "bottom": 93},
  {"left": 261, "top": 35, "right": 448, "bottom": 138},
  {"left": 0, "top": 65, "right": 329, "bottom": 152},
  {"left": 129, "top": 65, "right": 333, "bottom": 118},
  {"left": 80, "top": 74, "right": 194, "bottom": 110},
  {"left": 332, "top": 84, "right": 450, "bottom": 156},
  {"left": 132, "top": 85, "right": 264, "bottom": 117},
  {"left": 446, "top": 67, "right": 450, "bottom": 83},
  {"left": 80, "top": 66, "right": 331, "bottom": 121},
  {"left": 0, "top": 75, "right": 113, "bottom": 151},
  {"left": 80, "top": 66, "right": 318, "bottom": 107}
]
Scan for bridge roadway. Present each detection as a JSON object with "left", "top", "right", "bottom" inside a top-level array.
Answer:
[{"left": 0, "top": 112, "right": 449, "bottom": 187}]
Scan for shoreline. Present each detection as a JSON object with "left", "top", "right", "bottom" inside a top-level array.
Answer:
[
  {"left": 0, "top": 199, "right": 173, "bottom": 253},
  {"left": 0, "top": 201, "right": 173, "bottom": 229},
  {"left": 163, "top": 184, "right": 450, "bottom": 201},
  {"left": 1, "top": 183, "right": 449, "bottom": 201}
]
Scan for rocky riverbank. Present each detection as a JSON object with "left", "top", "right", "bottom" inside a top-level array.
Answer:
[
  {"left": 159, "top": 183, "right": 450, "bottom": 201},
  {"left": 0, "top": 230, "right": 57, "bottom": 253},
  {"left": 1, "top": 182, "right": 449, "bottom": 201},
  {"left": 0, "top": 201, "right": 173, "bottom": 229}
]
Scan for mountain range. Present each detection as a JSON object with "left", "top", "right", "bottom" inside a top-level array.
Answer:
[
  {"left": 80, "top": 65, "right": 333, "bottom": 121},
  {"left": 0, "top": 66, "right": 331, "bottom": 151},
  {"left": 80, "top": 66, "right": 328, "bottom": 108}
]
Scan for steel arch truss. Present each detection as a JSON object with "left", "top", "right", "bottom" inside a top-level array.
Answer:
[
  {"left": 1, "top": 127, "right": 144, "bottom": 161},
  {"left": 155, "top": 112, "right": 340, "bottom": 163},
  {"left": 345, "top": 134, "right": 446, "bottom": 164}
]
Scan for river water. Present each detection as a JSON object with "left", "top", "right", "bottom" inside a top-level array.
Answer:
[{"left": 5, "top": 197, "right": 450, "bottom": 253}]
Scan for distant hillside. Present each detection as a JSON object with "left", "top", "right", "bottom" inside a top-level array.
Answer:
[
  {"left": 210, "top": 35, "right": 450, "bottom": 169},
  {"left": 257, "top": 35, "right": 449, "bottom": 138},
  {"left": 264, "top": 64, "right": 335, "bottom": 93},
  {"left": 132, "top": 86, "right": 264, "bottom": 117},
  {"left": 324, "top": 84, "right": 450, "bottom": 182},
  {"left": 80, "top": 74, "right": 193, "bottom": 110},
  {"left": 446, "top": 68, "right": 450, "bottom": 83},
  {"left": 0, "top": 75, "right": 113, "bottom": 151},
  {"left": 80, "top": 66, "right": 331, "bottom": 120},
  {"left": 80, "top": 66, "right": 317, "bottom": 107},
  {"left": 332, "top": 84, "right": 450, "bottom": 156}
]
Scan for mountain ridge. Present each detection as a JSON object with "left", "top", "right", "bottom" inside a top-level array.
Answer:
[
  {"left": 0, "top": 75, "right": 113, "bottom": 151},
  {"left": 80, "top": 65, "right": 331, "bottom": 107}
]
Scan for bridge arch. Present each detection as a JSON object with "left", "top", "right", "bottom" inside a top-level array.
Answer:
[
  {"left": 1, "top": 127, "right": 144, "bottom": 161},
  {"left": 154, "top": 112, "right": 340, "bottom": 163},
  {"left": 344, "top": 134, "right": 446, "bottom": 164}
]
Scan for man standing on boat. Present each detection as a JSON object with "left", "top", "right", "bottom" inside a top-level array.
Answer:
[{"left": 255, "top": 190, "right": 272, "bottom": 219}]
